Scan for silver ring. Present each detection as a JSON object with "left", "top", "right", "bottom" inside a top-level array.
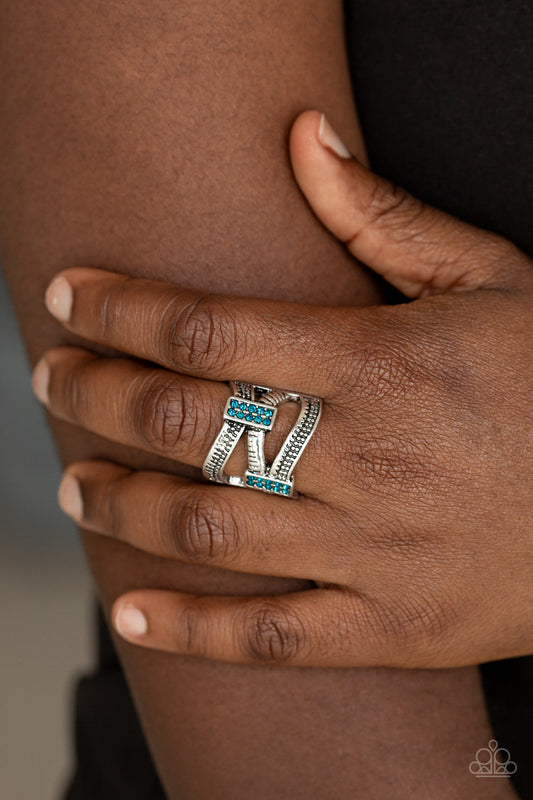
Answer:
[{"left": 202, "top": 381, "right": 322, "bottom": 498}]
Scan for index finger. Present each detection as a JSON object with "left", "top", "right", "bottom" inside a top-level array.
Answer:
[{"left": 45, "top": 267, "right": 356, "bottom": 397}]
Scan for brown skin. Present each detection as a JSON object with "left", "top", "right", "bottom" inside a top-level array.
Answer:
[
  {"left": 35, "top": 112, "right": 533, "bottom": 669},
  {"left": 0, "top": 3, "right": 517, "bottom": 798}
]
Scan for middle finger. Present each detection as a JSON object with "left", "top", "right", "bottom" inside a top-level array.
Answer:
[{"left": 33, "top": 347, "right": 333, "bottom": 496}]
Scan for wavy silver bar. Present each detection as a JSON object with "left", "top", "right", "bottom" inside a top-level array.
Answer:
[{"left": 202, "top": 381, "right": 322, "bottom": 498}]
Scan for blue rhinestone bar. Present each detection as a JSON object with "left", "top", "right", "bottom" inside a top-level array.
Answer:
[
  {"left": 244, "top": 471, "right": 293, "bottom": 497},
  {"left": 223, "top": 396, "right": 277, "bottom": 430}
]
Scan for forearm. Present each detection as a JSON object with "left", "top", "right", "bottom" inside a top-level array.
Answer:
[{"left": 0, "top": 2, "right": 513, "bottom": 798}]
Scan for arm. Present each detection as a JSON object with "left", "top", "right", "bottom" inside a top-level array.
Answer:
[{"left": 0, "top": 2, "right": 510, "bottom": 797}]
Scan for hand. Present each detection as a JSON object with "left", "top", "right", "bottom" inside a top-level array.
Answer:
[{"left": 33, "top": 111, "right": 533, "bottom": 667}]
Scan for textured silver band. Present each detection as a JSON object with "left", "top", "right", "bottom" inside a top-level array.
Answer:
[{"left": 202, "top": 381, "right": 322, "bottom": 498}]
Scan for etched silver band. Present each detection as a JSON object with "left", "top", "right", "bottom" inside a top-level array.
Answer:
[{"left": 202, "top": 381, "right": 322, "bottom": 498}]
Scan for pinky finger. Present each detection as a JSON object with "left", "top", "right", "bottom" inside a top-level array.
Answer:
[{"left": 112, "top": 588, "right": 389, "bottom": 667}]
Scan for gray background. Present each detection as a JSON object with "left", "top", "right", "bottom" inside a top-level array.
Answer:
[{"left": 0, "top": 270, "right": 91, "bottom": 800}]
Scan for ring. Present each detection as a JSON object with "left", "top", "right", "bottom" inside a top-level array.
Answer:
[{"left": 202, "top": 381, "right": 323, "bottom": 498}]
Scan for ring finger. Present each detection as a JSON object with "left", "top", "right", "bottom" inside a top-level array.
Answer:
[{"left": 60, "top": 460, "right": 345, "bottom": 582}]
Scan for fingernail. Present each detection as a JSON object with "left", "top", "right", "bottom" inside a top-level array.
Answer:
[
  {"left": 115, "top": 604, "right": 148, "bottom": 639},
  {"left": 58, "top": 473, "right": 84, "bottom": 520},
  {"left": 318, "top": 114, "right": 352, "bottom": 159},
  {"left": 45, "top": 276, "right": 73, "bottom": 322},
  {"left": 32, "top": 357, "right": 50, "bottom": 404}
]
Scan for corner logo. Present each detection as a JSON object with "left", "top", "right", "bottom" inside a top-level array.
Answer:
[{"left": 469, "top": 739, "right": 517, "bottom": 778}]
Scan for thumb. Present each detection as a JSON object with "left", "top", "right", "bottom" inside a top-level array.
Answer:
[{"left": 289, "top": 110, "right": 531, "bottom": 297}]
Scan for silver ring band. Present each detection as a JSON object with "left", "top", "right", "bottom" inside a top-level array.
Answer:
[{"left": 202, "top": 381, "right": 322, "bottom": 498}]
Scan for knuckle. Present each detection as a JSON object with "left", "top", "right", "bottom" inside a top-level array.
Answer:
[
  {"left": 480, "top": 235, "right": 530, "bottom": 285},
  {"left": 99, "top": 276, "right": 134, "bottom": 339},
  {"left": 60, "top": 356, "right": 96, "bottom": 422},
  {"left": 364, "top": 178, "right": 424, "bottom": 240},
  {"left": 177, "top": 600, "right": 205, "bottom": 656},
  {"left": 364, "top": 592, "right": 459, "bottom": 665},
  {"left": 173, "top": 493, "right": 240, "bottom": 564},
  {"left": 345, "top": 427, "right": 438, "bottom": 493},
  {"left": 337, "top": 330, "right": 445, "bottom": 494},
  {"left": 482, "top": 232, "right": 520, "bottom": 264},
  {"left": 136, "top": 376, "right": 200, "bottom": 453},
  {"left": 97, "top": 480, "right": 121, "bottom": 537},
  {"left": 62, "top": 364, "right": 83, "bottom": 421},
  {"left": 242, "top": 602, "right": 306, "bottom": 664},
  {"left": 363, "top": 519, "right": 432, "bottom": 559},
  {"left": 80, "top": 466, "right": 135, "bottom": 541},
  {"left": 349, "top": 340, "right": 417, "bottom": 403},
  {"left": 163, "top": 295, "right": 239, "bottom": 376}
]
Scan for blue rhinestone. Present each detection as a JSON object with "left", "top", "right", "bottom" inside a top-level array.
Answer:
[
  {"left": 256, "top": 478, "right": 264, "bottom": 488},
  {"left": 246, "top": 476, "right": 255, "bottom": 486},
  {"left": 239, "top": 402, "right": 247, "bottom": 411},
  {"left": 254, "top": 416, "right": 262, "bottom": 424},
  {"left": 282, "top": 485, "right": 290, "bottom": 495},
  {"left": 274, "top": 483, "right": 281, "bottom": 492},
  {"left": 227, "top": 408, "right": 236, "bottom": 416},
  {"left": 236, "top": 411, "right": 244, "bottom": 419},
  {"left": 265, "top": 408, "right": 273, "bottom": 416},
  {"left": 245, "top": 413, "right": 253, "bottom": 422},
  {"left": 265, "top": 480, "right": 272, "bottom": 490},
  {"left": 230, "top": 399, "right": 239, "bottom": 408},
  {"left": 248, "top": 404, "right": 256, "bottom": 413},
  {"left": 262, "top": 418, "right": 270, "bottom": 425}
]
